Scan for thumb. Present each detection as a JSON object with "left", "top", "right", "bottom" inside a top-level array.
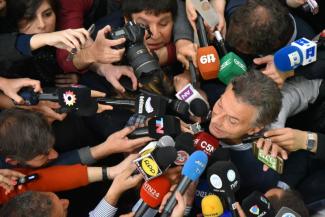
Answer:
[
  {"left": 97, "top": 25, "right": 111, "bottom": 40},
  {"left": 9, "top": 93, "right": 24, "bottom": 104}
]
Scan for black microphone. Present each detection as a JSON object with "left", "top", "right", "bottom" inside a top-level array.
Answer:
[
  {"left": 242, "top": 191, "right": 275, "bottom": 217},
  {"left": 207, "top": 161, "right": 241, "bottom": 217},
  {"left": 174, "top": 133, "right": 196, "bottom": 166},
  {"left": 128, "top": 115, "right": 182, "bottom": 139},
  {"left": 190, "top": 98, "right": 210, "bottom": 118},
  {"left": 139, "top": 88, "right": 190, "bottom": 117},
  {"left": 134, "top": 146, "right": 177, "bottom": 181}
]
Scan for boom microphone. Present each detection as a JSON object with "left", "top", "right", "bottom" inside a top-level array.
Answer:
[
  {"left": 242, "top": 191, "right": 275, "bottom": 217},
  {"left": 161, "top": 151, "right": 208, "bottom": 217},
  {"left": 202, "top": 195, "right": 224, "bottom": 217},
  {"left": 135, "top": 176, "right": 171, "bottom": 217},
  {"left": 207, "top": 161, "right": 241, "bottom": 217}
]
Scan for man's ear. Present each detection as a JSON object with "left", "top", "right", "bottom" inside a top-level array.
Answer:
[
  {"left": 247, "top": 126, "right": 264, "bottom": 135},
  {"left": 5, "top": 157, "right": 19, "bottom": 166}
]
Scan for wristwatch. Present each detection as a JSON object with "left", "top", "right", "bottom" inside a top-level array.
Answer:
[{"left": 306, "top": 132, "right": 316, "bottom": 151}]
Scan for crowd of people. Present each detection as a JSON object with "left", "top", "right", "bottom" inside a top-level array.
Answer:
[{"left": 0, "top": 0, "right": 324, "bottom": 216}]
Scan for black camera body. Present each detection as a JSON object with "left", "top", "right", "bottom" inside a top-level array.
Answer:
[{"left": 106, "top": 21, "right": 161, "bottom": 82}]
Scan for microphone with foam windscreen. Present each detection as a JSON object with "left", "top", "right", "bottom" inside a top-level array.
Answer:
[
  {"left": 133, "top": 146, "right": 177, "bottom": 181},
  {"left": 194, "top": 132, "right": 220, "bottom": 157},
  {"left": 275, "top": 207, "right": 301, "bottom": 217},
  {"left": 214, "top": 31, "right": 247, "bottom": 85},
  {"left": 174, "top": 133, "right": 196, "bottom": 166},
  {"left": 202, "top": 194, "right": 224, "bottom": 217},
  {"left": 194, "top": 12, "right": 220, "bottom": 81},
  {"left": 274, "top": 37, "right": 317, "bottom": 72},
  {"left": 134, "top": 176, "right": 171, "bottom": 217},
  {"left": 242, "top": 191, "right": 275, "bottom": 217},
  {"left": 128, "top": 115, "right": 181, "bottom": 139},
  {"left": 161, "top": 151, "right": 208, "bottom": 217},
  {"left": 176, "top": 83, "right": 210, "bottom": 118},
  {"left": 207, "top": 161, "right": 241, "bottom": 217}
]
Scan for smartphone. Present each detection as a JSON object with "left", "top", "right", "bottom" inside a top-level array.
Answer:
[
  {"left": 253, "top": 143, "right": 284, "bottom": 174},
  {"left": 16, "top": 174, "right": 39, "bottom": 185}
]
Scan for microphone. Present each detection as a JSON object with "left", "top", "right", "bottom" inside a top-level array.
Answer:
[
  {"left": 214, "top": 32, "right": 247, "bottom": 85},
  {"left": 135, "top": 176, "right": 171, "bottom": 217},
  {"left": 197, "top": 46, "right": 220, "bottom": 80},
  {"left": 135, "top": 94, "right": 167, "bottom": 117},
  {"left": 133, "top": 146, "right": 177, "bottom": 181},
  {"left": 242, "top": 191, "right": 275, "bottom": 217},
  {"left": 128, "top": 115, "right": 181, "bottom": 139},
  {"left": 196, "top": 14, "right": 209, "bottom": 47},
  {"left": 174, "top": 133, "right": 196, "bottom": 166},
  {"left": 275, "top": 207, "right": 301, "bottom": 217},
  {"left": 274, "top": 37, "right": 317, "bottom": 72},
  {"left": 194, "top": 132, "right": 220, "bottom": 157},
  {"left": 18, "top": 86, "right": 98, "bottom": 116},
  {"left": 161, "top": 150, "right": 208, "bottom": 217},
  {"left": 202, "top": 195, "right": 224, "bottom": 217},
  {"left": 176, "top": 83, "right": 210, "bottom": 117},
  {"left": 218, "top": 52, "right": 247, "bottom": 85},
  {"left": 207, "top": 161, "right": 241, "bottom": 217},
  {"left": 96, "top": 98, "right": 135, "bottom": 107},
  {"left": 139, "top": 89, "right": 190, "bottom": 117}
]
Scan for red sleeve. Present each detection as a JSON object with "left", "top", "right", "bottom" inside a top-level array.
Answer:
[
  {"left": 56, "top": 0, "right": 93, "bottom": 73},
  {"left": 0, "top": 165, "right": 89, "bottom": 204}
]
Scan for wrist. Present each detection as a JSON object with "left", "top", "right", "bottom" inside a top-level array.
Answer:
[
  {"left": 105, "top": 188, "right": 121, "bottom": 206},
  {"left": 30, "top": 34, "right": 47, "bottom": 50}
]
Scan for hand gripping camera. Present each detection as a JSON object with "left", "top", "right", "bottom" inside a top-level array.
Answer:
[{"left": 106, "top": 21, "right": 162, "bottom": 83}]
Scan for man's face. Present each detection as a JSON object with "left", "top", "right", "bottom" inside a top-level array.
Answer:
[
  {"left": 209, "top": 85, "right": 261, "bottom": 141},
  {"left": 23, "top": 148, "right": 58, "bottom": 168},
  {"left": 131, "top": 11, "right": 173, "bottom": 51},
  {"left": 45, "top": 192, "right": 69, "bottom": 217}
]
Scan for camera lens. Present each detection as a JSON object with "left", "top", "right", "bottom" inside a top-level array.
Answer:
[{"left": 126, "top": 44, "right": 161, "bottom": 78}]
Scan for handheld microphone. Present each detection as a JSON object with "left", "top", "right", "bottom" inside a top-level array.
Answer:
[
  {"left": 191, "top": 0, "right": 219, "bottom": 29},
  {"left": 214, "top": 32, "right": 247, "bottom": 85},
  {"left": 174, "top": 133, "right": 196, "bottom": 166},
  {"left": 218, "top": 52, "right": 247, "bottom": 85},
  {"left": 202, "top": 195, "right": 224, "bottom": 217},
  {"left": 275, "top": 207, "right": 301, "bottom": 217},
  {"left": 18, "top": 86, "right": 98, "bottom": 116},
  {"left": 207, "top": 161, "right": 240, "bottom": 217},
  {"left": 161, "top": 151, "right": 208, "bottom": 217},
  {"left": 274, "top": 37, "right": 317, "bottom": 72},
  {"left": 194, "top": 132, "right": 220, "bottom": 157},
  {"left": 135, "top": 94, "right": 167, "bottom": 117},
  {"left": 135, "top": 176, "right": 171, "bottom": 217},
  {"left": 197, "top": 46, "right": 220, "bottom": 80},
  {"left": 133, "top": 146, "right": 177, "bottom": 181},
  {"left": 242, "top": 191, "right": 275, "bottom": 217},
  {"left": 139, "top": 89, "right": 190, "bottom": 117},
  {"left": 176, "top": 83, "right": 210, "bottom": 117},
  {"left": 128, "top": 115, "right": 181, "bottom": 139}
]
